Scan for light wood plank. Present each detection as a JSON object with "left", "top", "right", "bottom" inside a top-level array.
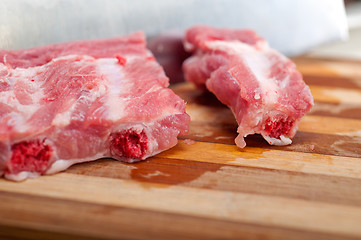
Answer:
[
  {"left": 310, "top": 85, "right": 361, "bottom": 104},
  {"left": 159, "top": 141, "right": 361, "bottom": 179},
  {"left": 299, "top": 115, "right": 361, "bottom": 135},
  {"left": 63, "top": 157, "right": 361, "bottom": 207},
  {"left": 0, "top": 173, "right": 360, "bottom": 238},
  {"left": 309, "top": 101, "right": 361, "bottom": 119},
  {"left": 295, "top": 57, "right": 361, "bottom": 88},
  {"left": 0, "top": 191, "right": 347, "bottom": 240}
]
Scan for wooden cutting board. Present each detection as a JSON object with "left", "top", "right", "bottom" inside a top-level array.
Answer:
[{"left": 0, "top": 57, "right": 361, "bottom": 240}]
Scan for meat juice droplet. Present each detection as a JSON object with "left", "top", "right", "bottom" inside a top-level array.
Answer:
[{"left": 183, "top": 139, "right": 196, "bottom": 145}]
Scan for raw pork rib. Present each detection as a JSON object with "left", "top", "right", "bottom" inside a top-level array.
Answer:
[
  {"left": 0, "top": 33, "right": 190, "bottom": 181},
  {"left": 183, "top": 26, "right": 313, "bottom": 148}
]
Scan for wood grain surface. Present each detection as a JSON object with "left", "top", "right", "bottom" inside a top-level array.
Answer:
[{"left": 1, "top": 57, "right": 361, "bottom": 240}]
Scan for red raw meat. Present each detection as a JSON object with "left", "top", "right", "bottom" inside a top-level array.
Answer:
[
  {"left": 0, "top": 33, "right": 190, "bottom": 181},
  {"left": 183, "top": 26, "right": 313, "bottom": 148},
  {"left": 0, "top": 32, "right": 146, "bottom": 69}
]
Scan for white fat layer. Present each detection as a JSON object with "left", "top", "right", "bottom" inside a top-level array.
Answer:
[
  {"left": 184, "top": 41, "right": 195, "bottom": 52},
  {"left": 96, "top": 57, "right": 177, "bottom": 122},
  {"left": 263, "top": 135, "right": 292, "bottom": 146},
  {"left": 0, "top": 73, "right": 45, "bottom": 134},
  {"left": 96, "top": 58, "right": 129, "bottom": 122},
  {"left": 4, "top": 171, "right": 40, "bottom": 181},
  {"left": 46, "top": 151, "right": 108, "bottom": 174},
  {"left": 51, "top": 110, "right": 72, "bottom": 127},
  {"left": 206, "top": 40, "right": 281, "bottom": 104},
  {"left": 236, "top": 132, "right": 292, "bottom": 149},
  {"left": 235, "top": 134, "right": 246, "bottom": 148}
]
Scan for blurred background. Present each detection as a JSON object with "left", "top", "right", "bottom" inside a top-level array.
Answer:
[
  {"left": 309, "top": 0, "right": 361, "bottom": 59},
  {"left": 1, "top": 0, "right": 360, "bottom": 82},
  {"left": 0, "top": 0, "right": 352, "bottom": 55}
]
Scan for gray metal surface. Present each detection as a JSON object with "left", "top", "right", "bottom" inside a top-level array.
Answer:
[{"left": 0, "top": 0, "right": 348, "bottom": 55}]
